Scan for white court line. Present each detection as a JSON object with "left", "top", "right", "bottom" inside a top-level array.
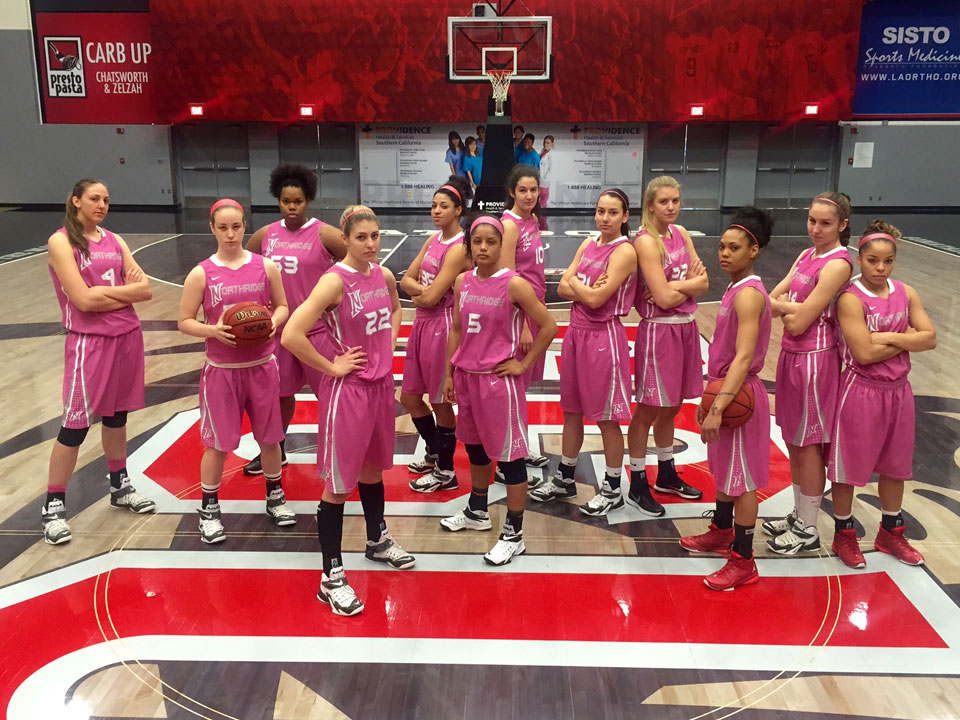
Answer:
[
  {"left": 131, "top": 234, "right": 185, "bottom": 287},
  {"left": 900, "top": 236, "right": 960, "bottom": 258},
  {"left": 379, "top": 233, "right": 409, "bottom": 266}
]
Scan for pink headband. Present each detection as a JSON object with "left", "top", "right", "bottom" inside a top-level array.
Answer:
[
  {"left": 438, "top": 184, "right": 462, "bottom": 203},
  {"left": 858, "top": 232, "right": 898, "bottom": 248},
  {"left": 729, "top": 223, "right": 759, "bottom": 245},
  {"left": 210, "top": 198, "right": 243, "bottom": 218},
  {"left": 470, "top": 215, "right": 504, "bottom": 235},
  {"left": 813, "top": 196, "right": 847, "bottom": 218},
  {"left": 341, "top": 207, "right": 373, "bottom": 228},
  {"left": 599, "top": 189, "right": 628, "bottom": 208}
]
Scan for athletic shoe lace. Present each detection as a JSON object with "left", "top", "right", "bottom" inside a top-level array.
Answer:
[
  {"left": 44, "top": 516, "right": 70, "bottom": 537},
  {"left": 585, "top": 492, "right": 614, "bottom": 510},
  {"left": 121, "top": 490, "right": 152, "bottom": 508},
  {"left": 199, "top": 516, "right": 222, "bottom": 536},
  {"left": 327, "top": 580, "right": 358, "bottom": 608},
  {"left": 379, "top": 539, "right": 410, "bottom": 562}
]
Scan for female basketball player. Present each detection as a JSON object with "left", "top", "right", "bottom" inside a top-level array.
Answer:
[
  {"left": 528, "top": 190, "right": 636, "bottom": 516},
  {"left": 828, "top": 220, "right": 936, "bottom": 569},
  {"left": 401, "top": 176, "right": 473, "bottom": 493},
  {"left": 501, "top": 164, "right": 549, "bottom": 471},
  {"left": 42, "top": 178, "right": 157, "bottom": 545},
  {"left": 627, "top": 176, "right": 709, "bottom": 518},
  {"left": 282, "top": 206, "right": 414, "bottom": 617},
  {"left": 763, "top": 193, "right": 853, "bottom": 555},
  {"left": 178, "top": 199, "right": 295, "bottom": 544},
  {"left": 680, "top": 207, "right": 774, "bottom": 591},
  {"left": 241, "top": 164, "right": 345, "bottom": 476},
  {"left": 439, "top": 215, "right": 557, "bottom": 565}
]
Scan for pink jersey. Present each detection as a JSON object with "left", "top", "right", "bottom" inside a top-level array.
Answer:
[
  {"left": 325, "top": 262, "right": 394, "bottom": 381},
  {"left": 502, "top": 210, "right": 545, "bottom": 299},
  {"left": 417, "top": 230, "right": 463, "bottom": 313},
  {"left": 570, "top": 235, "right": 635, "bottom": 325},
  {"left": 49, "top": 227, "right": 140, "bottom": 336},
  {"left": 200, "top": 252, "right": 275, "bottom": 366},
  {"left": 841, "top": 279, "right": 911, "bottom": 382},
  {"left": 451, "top": 268, "right": 523, "bottom": 372},
  {"left": 261, "top": 218, "right": 334, "bottom": 312},
  {"left": 708, "top": 275, "right": 771, "bottom": 380},
  {"left": 781, "top": 246, "right": 853, "bottom": 352},
  {"left": 635, "top": 225, "right": 698, "bottom": 318}
]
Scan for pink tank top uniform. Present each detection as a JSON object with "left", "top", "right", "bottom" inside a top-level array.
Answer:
[
  {"left": 782, "top": 246, "right": 853, "bottom": 353},
  {"left": 261, "top": 218, "right": 334, "bottom": 329},
  {"left": 502, "top": 210, "right": 545, "bottom": 300},
  {"left": 324, "top": 262, "right": 394, "bottom": 381},
  {"left": 635, "top": 225, "right": 697, "bottom": 320}
]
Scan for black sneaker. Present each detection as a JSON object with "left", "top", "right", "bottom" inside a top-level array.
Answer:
[
  {"left": 625, "top": 484, "right": 666, "bottom": 517},
  {"left": 243, "top": 446, "right": 288, "bottom": 476},
  {"left": 653, "top": 463, "right": 703, "bottom": 500}
]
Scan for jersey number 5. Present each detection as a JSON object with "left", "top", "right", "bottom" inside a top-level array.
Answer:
[
  {"left": 466, "top": 313, "right": 482, "bottom": 334},
  {"left": 364, "top": 307, "right": 391, "bottom": 335}
]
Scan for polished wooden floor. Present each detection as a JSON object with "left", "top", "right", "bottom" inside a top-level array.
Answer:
[{"left": 2, "top": 227, "right": 960, "bottom": 719}]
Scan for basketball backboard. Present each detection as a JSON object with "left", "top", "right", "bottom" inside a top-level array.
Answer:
[{"left": 447, "top": 16, "right": 553, "bottom": 82}]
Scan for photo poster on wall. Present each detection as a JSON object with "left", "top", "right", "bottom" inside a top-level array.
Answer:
[
  {"left": 359, "top": 124, "right": 645, "bottom": 209},
  {"left": 31, "top": 0, "right": 156, "bottom": 124},
  {"left": 853, "top": 0, "right": 960, "bottom": 117}
]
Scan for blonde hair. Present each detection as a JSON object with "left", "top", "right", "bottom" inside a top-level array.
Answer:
[
  {"left": 64, "top": 178, "right": 105, "bottom": 258},
  {"left": 640, "top": 176, "right": 681, "bottom": 262},
  {"left": 339, "top": 204, "right": 377, "bottom": 236}
]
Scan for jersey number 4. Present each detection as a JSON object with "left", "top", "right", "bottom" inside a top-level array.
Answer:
[{"left": 364, "top": 307, "right": 391, "bottom": 335}]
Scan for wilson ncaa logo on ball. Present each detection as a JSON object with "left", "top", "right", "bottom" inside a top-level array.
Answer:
[{"left": 44, "top": 37, "right": 86, "bottom": 98}]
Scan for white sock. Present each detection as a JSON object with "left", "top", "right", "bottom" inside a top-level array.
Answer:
[
  {"left": 881, "top": 508, "right": 901, "bottom": 516},
  {"left": 604, "top": 465, "right": 622, "bottom": 478},
  {"left": 560, "top": 455, "right": 577, "bottom": 467},
  {"left": 798, "top": 492, "right": 822, "bottom": 534},
  {"left": 655, "top": 446, "right": 673, "bottom": 462},
  {"left": 629, "top": 457, "right": 645, "bottom": 471},
  {"left": 792, "top": 483, "right": 802, "bottom": 515}
]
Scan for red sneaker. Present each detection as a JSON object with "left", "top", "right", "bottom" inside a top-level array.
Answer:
[
  {"left": 831, "top": 528, "right": 866, "bottom": 569},
  {"left": 875, "top": 526, "right": 925, "bottom": 566},
  {"left": 703, "top": 551, "right": 759, "bottom": 591},
  {"left": 680, "top": 523, "right": 734, "bottom": 554}
]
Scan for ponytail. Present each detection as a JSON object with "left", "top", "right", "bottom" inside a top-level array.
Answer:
[{"left": 64, "top": 178, "right": 103, "bottom": 258}]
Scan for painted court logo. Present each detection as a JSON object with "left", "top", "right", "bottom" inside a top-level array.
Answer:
[{"left": 44, "top": 37, "right": 86, "bottom": 98}]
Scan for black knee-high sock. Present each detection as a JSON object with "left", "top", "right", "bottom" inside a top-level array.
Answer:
[
  {"left": 437, "top": 425, "right": 457, "bottom": 471},
  {"left": 412, "top": 414, "right": 439, "bottom": 456},
  {"left": 358, "top": 481, "right": 386, "bottom": 543},
  {"left": 317, "top": 500, "right": 345, "bottom": 576},
  {"left": 714, "top": 500, "right": 734, "bottom": 530}
]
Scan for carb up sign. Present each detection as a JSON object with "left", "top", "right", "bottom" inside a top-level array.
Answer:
[
  {"left": 32, "top": 0, "right": 157, "bottom": 123},
  {"left": 853, "top": 0, "right": 960, "bottom": 117}
]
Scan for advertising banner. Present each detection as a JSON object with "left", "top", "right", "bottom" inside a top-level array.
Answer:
[
  {"left": 32, "top": 1, "right": 156, "bottom": 124},
  {"left": 359, "top": 123, "right": 644, "bottom": 210},
  {"left": 853, "top": 0, "right": 960, "bottom": 117}
]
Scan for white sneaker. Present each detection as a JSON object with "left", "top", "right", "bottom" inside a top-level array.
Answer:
[
  {"left": 110, "top": 481, "right": 157, "bottom": 514},
  {"left": 198, "top": 506, "right": 226, "bottom": 544},
  {"left": 41, "top": 499, "right": 72, "bottom": 545},
  {"left": 265, "top": 488, "right": 297, "bottom": 526},
  {"left": 365, "top": 532, "right": 416, "bottom": 569},
  {"left": 484, "top": 533, "right": 525, "bottom": 566},
  {"left": 761, "top": 510, "right": 798, "bottom": 537},
  {"left": 409, "top": 468, "right": 458, "bottom": 493},
  {"left": 579, "top": 485, "right": 624, "bottom": 517},
  {"left": 318, "top": 567, "right": 364, "bottom": 616},
  {"left": 440, "top": 507, "right": 493, "bottom": 532},
  {"left": 528, "top": 473, "right": 576, "bottom": 503},
  {"left": 766, "top": 522, "right": 821, "bottom": 555},
  {"left": 407, "top": 453, "right": 438, "bottom": 475}
]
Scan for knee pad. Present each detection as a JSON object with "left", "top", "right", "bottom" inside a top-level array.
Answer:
[
  {"left": 57, "top": 425, "right": 89, "bottom": 447},
  {"left": 101, "top": 411, "right": 128, "bottom": 428},
  {"left": 465, "top": 443, "right": 491, "bottom": 466},
  {"left": 498, "top": 458, "right": 527, "bottom": 485}
]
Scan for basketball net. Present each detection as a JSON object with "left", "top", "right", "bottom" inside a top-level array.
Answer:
[{"left": 487, "top": 70, "right": 513, "bottom": 117}]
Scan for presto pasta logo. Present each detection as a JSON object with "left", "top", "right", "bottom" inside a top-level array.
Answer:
[{"left": 44, "top": 37, "right": 86, "bottom": 98}]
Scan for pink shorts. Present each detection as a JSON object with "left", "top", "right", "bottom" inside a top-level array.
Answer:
[
  {"left": 401, "top": 308, "right": 452, "bottom": 403},
  {"left": 454, "top": 368, "right": 528, "bottom": 462},
  {"left": 516, "top": 314, "right": 546, "bottom": 388},
  {"left": 828, "top": 371, "right": 914, "bottom": 487},
  {"left": 635, "top": 319, "right": 703, "bottom": 408},
  {"left": 775, "top": 347, "right": 840, "bottom": 446},
  {"left": 277, "top": 329, "right": 332, "bottom": 397},
  {"left": 560, "top": 320, "right": 632, "bottom": 422},
  {"left": 707, "top": 376, "right": 770, "bottom": 498},
  {"left": 199, "top": 358, "right": 284, "bottom": 452},
  {"left": 318, "top": 374, "right": 395, "bottom": 494},
  {"left": 62, "top": 329, "right": 145, "bottom": 429}
]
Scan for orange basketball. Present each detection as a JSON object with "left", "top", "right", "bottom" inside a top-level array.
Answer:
[
  {"left": 700, "top": 378, "right": 755, "bottom": 429},
  {"left": 222, "top": 302, "right": 272, "bottom": 349}
]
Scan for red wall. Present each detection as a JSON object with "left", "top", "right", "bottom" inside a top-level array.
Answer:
[{"left": 150, "top": 0, "right": 862, "bottom": 123}]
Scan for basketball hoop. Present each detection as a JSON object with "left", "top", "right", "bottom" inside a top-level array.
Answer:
[{"left": 487, "top": 69, "right": 513, "bottom": 117}]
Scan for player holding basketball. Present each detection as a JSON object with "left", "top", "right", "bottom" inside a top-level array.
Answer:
[
  {"left": 764, "top": 193, "right": 853, "bottom": 555},
  {"left": 628, "top": 176, "right": 709, "bottom": 517},
  {"left": 178, "top": 199, "right": 295, "bottom": 544},
  {"left": 439, "top": 215, "right": 556, "bottom": 565},
  {"left": 500, "top": 164, "right": 550, "bottom": 472},
  {"left": 282, "top": 206, "right": 414, "bottom": 616},
  {"left": 43, "top": 179, "right": 157, "bottom": 545},
  {"left": 528, "top": 190, "right": 636, "bottom": 515},
  {"left": 241, "top": 164, "right": 345, "bottom": 476},
  {"left": 828, "top": 221, "right": 936, "bottom": 569},
  {"left": 402, "top": 176, "right": 473, "bottom": 493},
  {"left": 681, "top": 207, "right": 774, "bottom": 591}
]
